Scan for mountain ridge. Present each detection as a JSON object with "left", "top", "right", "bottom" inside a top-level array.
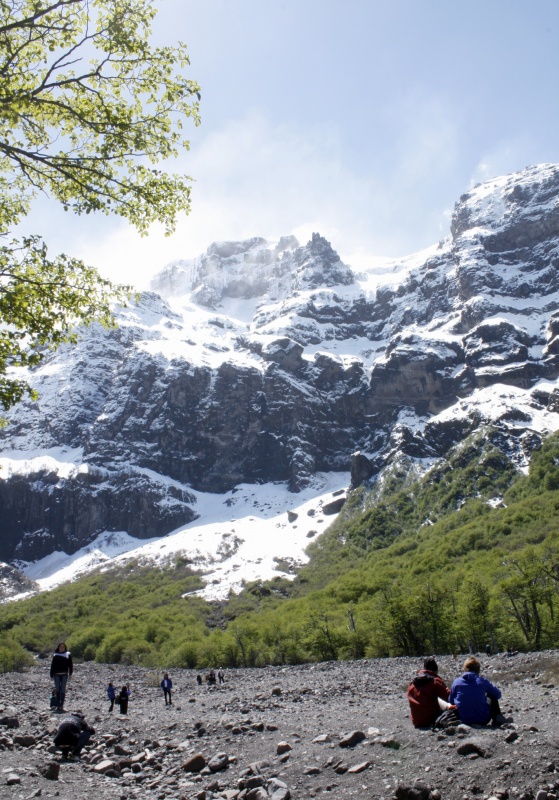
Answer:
[{"left": 2, "top": 163, "right": 559, "bottom": 597}]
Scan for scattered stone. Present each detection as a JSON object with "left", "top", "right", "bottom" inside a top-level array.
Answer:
[
  {"left": 379, "top": 736, "right": 400, "bottom": 749},
  {"left": 5, "top": 772, "right": 21, "bottom": 785},
  {"left": 14, "top": 734, "right": 37, "bottom": 747},
  {"left": 0, "top": 706, "right": 19, "bottom": 728},
  {"left": 339, "top": 730, "right": 366, "bottom": 748},
  {"left": 394, "top": 781, "right": 430, "bottom": 800},
  {"left": 312, "top": 734, "right": 332, "bottom": 743},
  {"left": 38, "top": 761, "right": 59, "bottom": 781},
  {"left": 347, "top": 760, "right": 370, "bottom": 773},
  {"left": 276, "top": 741, "right": 292, "bottom": 755},
  {"left": 270, "top": 789, "right": 290, "bottom": 800},
  {"left": 183, "top": 752, "right": 207, "bottom": 773},
  {"left": 93, "top": 758, "right": 120, "bottom": 775},
  {"left": 456, "top": 738, "right": 489, "bottom": 758},
  {"left": 246, "top": 788, "right": 268, "bottom": 800},
  {"left": 208, "top": 752, "right": 229, "bottom": 772}
]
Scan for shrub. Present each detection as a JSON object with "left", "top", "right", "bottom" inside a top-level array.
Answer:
[{"left": 0, "top": 637, "right": 34, "bottom": 673}]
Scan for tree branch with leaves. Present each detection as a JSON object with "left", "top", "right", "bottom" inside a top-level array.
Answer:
[{"left": 0, "top": 0, "right": 200, "bottom": 412}]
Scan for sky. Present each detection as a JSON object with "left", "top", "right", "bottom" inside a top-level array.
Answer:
[{"left": 20, "top": 0, "right": 559, "bottom": 289}]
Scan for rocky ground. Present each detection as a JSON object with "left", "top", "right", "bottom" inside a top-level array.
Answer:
[{"left": 1, "top": 651, "right": 559, "bottom": 800}]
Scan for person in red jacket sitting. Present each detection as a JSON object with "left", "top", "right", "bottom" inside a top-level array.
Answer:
[{"left": 407, "top": 657, "right": 450, "bottom": 727}]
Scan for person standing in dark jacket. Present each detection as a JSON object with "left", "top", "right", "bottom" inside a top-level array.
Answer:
[
  {"left": 406, "top": 657, "right": 450, "bottom": 727},
  {"left": 50, "top": 642, "right": 73, "bottom": 713},
  {"left": 107, "top": 682, "right": 116, "bottom": 712},
  {"left": 449, "top": 656, "right": 505, "bottom": 726},
  {"left": 161, "top": 673, "right": 173, "bottom": 705},
  {"left": 53, "top": 711, "right": 94, "bottom": 760}
]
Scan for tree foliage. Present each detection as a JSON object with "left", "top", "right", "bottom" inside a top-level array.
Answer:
[
  {"left": 6, "top": 431, "right": 559, "bottom": 672},
  {"left": 0, "top": 0, "right": 200, "bottom": 410}
]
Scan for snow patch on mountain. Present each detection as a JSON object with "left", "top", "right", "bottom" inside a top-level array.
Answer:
[{"left": 15, "top": 472, "right": 348, "bottom": 601}]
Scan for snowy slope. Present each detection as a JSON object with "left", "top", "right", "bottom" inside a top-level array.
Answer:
[{"left": 3, "top": 164, "right": 559, "bottom": 599}]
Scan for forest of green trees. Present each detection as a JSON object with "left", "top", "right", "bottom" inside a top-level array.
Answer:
[{"left": 3, "top": 427, "right": 559, "bottom": 672}]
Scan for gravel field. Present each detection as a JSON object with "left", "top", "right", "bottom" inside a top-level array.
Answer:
[{"left": 1, "top": 651, "right": 559, "bottom": 800}]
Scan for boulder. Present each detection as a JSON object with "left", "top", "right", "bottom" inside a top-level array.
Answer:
[{"left": 183, "top": 752, "right": 206, "bottom": 773}]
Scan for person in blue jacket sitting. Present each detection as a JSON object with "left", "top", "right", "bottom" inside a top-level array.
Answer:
[{"left": 449, "top": 656, "right": 506, "bottom": 726}]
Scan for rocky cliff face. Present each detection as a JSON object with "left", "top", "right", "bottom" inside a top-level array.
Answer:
[{"left": 2, "top": 166, "right": 559, "bottom": 564}]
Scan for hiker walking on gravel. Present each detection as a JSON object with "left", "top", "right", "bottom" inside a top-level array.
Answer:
[
  {"left": 449, "top": 656, "right": 507, "bottom": 726},
  {"left": 407, "top": 657, "right": 450, "bottom": 727},
  {"left": 161, "top": 673, "right": 173, "bottom": 705},
  {"left": 218, "top": 668, "right": 225, "bottom": 684},
  {"left": 50, "top": 641, "right": 73, "bottom": 713},
  {"left": 107, "top": 682, "right": 116, "bottom": 712}
]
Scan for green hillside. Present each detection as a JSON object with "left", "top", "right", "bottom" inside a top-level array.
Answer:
[{"left": 2, "top": 428, "right": 559, "bottom": 671}]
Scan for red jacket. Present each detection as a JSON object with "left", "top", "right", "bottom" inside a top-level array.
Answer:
[{"left": 406, "top": 669, "right": 450, "bottom": 727}]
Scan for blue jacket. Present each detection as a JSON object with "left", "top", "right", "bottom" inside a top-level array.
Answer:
[
  {"left": 161, "top": 678, "right": 172, "bottom": 691},
  {"left": 107, "top": 685, "right": 116, "bottom": 700},
  {"left": 449, "top": 671, "right": 501, "bottom": 725}
]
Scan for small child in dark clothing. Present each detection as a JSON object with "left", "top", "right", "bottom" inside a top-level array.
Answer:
[{"left": 118, "top": 685, "right": 130, "bottom": 715}]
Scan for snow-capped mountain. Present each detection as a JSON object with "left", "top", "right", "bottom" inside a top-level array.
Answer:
[{"left": 3, "top": 163, "right": 559, "bottom": 598}]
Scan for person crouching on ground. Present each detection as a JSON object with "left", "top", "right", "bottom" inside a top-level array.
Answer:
[
  {"left": 449, "top": 656, "right": 506, "bottom": 726},
  {"left": 53, "top": 711, "right": 95, "bottom": 760},
  {"left": 407, "top": 657, "right": 450, "bottom": 727}
]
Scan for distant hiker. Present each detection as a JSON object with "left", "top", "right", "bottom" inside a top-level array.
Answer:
[
  {"left": 50, "top": 689, "right": 57, "bottom": 710},
  {"left": 449, "top": 656, "right": 506, "bottom": 726},
  {"left": 218, "top": 668, "right": 225, "bottom": 684},
  {"left": 485, "top": 644, "right": 491, "bottom": 656},
  {"left": 196, "top": 674, "right": 203, "bottom": 686},
  {"left": 468, "top": 640, "right": 474, "bottom": 654},
  {"left": 53, "top": 711, "right": 95, "bottom": 760},
  {"left": 118, "top": 685, "right": 130, "bottom": 715},
  {"left": 208, "top": 669, "right": 216, "bottom": 685},
  {"left": 406, "top": 657, "right": 450, "bottom": 728},
  {"left": 50, "top": 641, "right": 73, "bottom": 713},
  {"left": 107, "top": 682, "right": 116, "bottom": 712},
  {"left": 161, "top": 673, "right": 173, "bottom": 705}
]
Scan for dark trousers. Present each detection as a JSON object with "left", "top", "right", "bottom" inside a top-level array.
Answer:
[
  {"left": 488, "top": 696, "right": 502, "bottom": 723},
  {"left": 163, "top": 689, "right": 172, "bottom": 705},
  {"left": 108, "top": 699, "right": 114, "bottom": 712}
]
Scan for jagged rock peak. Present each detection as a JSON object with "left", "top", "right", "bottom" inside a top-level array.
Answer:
[
  {"left": 451, "top": 162, "right": 559, "bottom": 241},
  {"left": 150, "top": 232, "right": 355, "bottom": 307}
]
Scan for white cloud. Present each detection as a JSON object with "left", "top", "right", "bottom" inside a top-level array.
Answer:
[
  {"left": 86, "top": 104, "right": 461, "bottom": 286},
  {"left": 19, "top": 101, "right": 463, "bottom": 289}
]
